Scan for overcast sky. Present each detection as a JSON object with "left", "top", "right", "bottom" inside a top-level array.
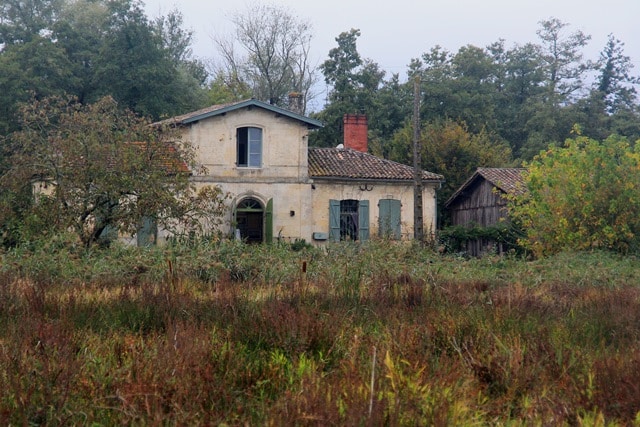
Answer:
[{"left": 144, "top": 0, "right": 640, "bottom": 104}]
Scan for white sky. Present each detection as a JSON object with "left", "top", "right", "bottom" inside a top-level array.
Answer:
[{"left": 144, "top": 0, "right": 640, "bottom": 105}]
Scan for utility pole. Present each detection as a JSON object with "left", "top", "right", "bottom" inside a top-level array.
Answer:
[{"left": 413, "top": 75, "right": 424, "bottom": 242}]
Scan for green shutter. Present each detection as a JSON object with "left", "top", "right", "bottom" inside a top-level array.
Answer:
[
  {"left": 265, "top": 198, "right": 273, "bottom": 243},
  {"left": 379, "top": 199, "right": 401, "bottom": 239},
  {"left": 329, "top": 199, "right": 340, "bottom": 242},
  {"left": 358, "top": 200, "right": 369, "bottom": 241},
  {"left": 137, "top": 216, "right": 157, "bottom": 247}
]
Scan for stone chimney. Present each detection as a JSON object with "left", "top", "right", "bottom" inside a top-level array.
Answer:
[{"left": 343, "top": 114, "right": 368, "bottom": 152}]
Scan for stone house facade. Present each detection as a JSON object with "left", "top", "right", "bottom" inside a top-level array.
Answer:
[{"left": 152, "top": 99, "right": 444, "bottom": 244}]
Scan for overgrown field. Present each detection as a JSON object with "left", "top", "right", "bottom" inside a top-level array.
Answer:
[{"left": 2, "top": 237, "right": 640, "bottom": 425}]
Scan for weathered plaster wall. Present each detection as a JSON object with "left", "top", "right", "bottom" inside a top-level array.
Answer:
[
  {"left": 310, "top": 180, "right": 439, "bottom": 241},
  {"left": 191, "top": 181, "right": 314, "bottom": 241},
  {"left": 179, "top": 108, "right": 309, "bottom": 181}
]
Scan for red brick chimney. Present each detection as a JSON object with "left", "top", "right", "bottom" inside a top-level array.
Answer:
[{"left": 343, "top": 114, "right": 368, "bottom": 152}]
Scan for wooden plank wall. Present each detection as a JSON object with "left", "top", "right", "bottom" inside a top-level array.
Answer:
[
  {"left": 448, "top": 180, "right": 510, "bottom": 256},
  {"left": 449, "top": 180, "right": 509, "bottom": 227}
]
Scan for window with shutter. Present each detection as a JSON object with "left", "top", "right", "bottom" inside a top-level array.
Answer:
[
  {"left": 329, "top": 199, "right": 340, "bottom": 242},
  {"left": 378, "top": 199, "right": 401, "bottom": 239},
  {"left": 137, "top": 216, "right": 157, "bottom": 247},
  {"left": 358, "top": 200, "right": 369, "bottom": 241},
  {"left": 328, "top": 199, "right": 370, "bottom": 242}
]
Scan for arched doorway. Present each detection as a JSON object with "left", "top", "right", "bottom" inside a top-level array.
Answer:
[{"left": 235, "top": 198, "right": 264, "bottom": 243}]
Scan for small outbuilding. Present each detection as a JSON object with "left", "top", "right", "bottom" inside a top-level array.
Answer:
[{"left": 445, "top": 168, "right": 526, "bottom": 255}]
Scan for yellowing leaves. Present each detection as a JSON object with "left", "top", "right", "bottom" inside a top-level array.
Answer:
[{"left": 508, "top": 135, "right": 640, "bottom": 256}]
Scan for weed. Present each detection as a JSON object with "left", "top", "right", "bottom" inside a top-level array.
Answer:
[{"left": 0, "top": 239, "right": 638, "bottom": 424}]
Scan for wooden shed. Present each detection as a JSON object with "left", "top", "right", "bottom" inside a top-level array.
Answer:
[{"left": 445, "top": 168, "right": 526, "bottom": 255}]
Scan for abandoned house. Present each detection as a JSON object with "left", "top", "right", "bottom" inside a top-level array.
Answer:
[{"left": 145, "top": 98, "right": 444, "bottom": 244}]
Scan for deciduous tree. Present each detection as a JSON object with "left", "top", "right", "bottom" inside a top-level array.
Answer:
[
  {"left": 214, "top": 3, "right": 316, "bottom": 111},
  {"left": 389, "top": 119, "right": 512, "bottom": 223},
  {"left": 1, "top": 96, "right": 227, "bottom": 247},
  {"left": 0, "top": 0, "right": 209, "bottom": 135}
]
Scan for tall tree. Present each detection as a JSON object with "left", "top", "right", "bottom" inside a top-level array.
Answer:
[
  {"left": 368, "top": 73, "right": 412, "bottom": 159},
  {"left": 491, "top": 42, "right": 546, "bottom": 158},
  {"left": 509, "top": 18, "right": 593, "bottom": 160},
  {"left": 574, "top": 34, "right": 640, "bottom": 143},
  {"left": 0, "top": 0, "right": 63, "bottom": 45},
  {"left": 448, "top": 44, "right": 500, "bottom": 133},
  {"left": 593, "top": 34, "right": 639, "bottom": 115},
  {"left": 409, "top": 46, "right": 453, "bottom": 122},
  {"left": 154, "top": 8, "right": 209, "bottom": 94},
  {"left": 311, "top": 29, "right": 386, "bottom": 148},
  {"left": 536, "top": 17, "right": 592, "bottom": 103},
  {"left": 92, "top": 0, "right": 201, "bottom": 118},
  {"left": 52, "top": 0, "right": 110, "bottom": 104},
  {"left": 214, "top": 3, "right": 316, "bottom": 111},
  {"left": 321, "top": 28, "right": 364, "bottom": 102},
  {"left": 0, "top": 0, "right": 209, "bottom": 130},
  {"left": 0, "top": 35, "right": 76, "bottom": 134}
]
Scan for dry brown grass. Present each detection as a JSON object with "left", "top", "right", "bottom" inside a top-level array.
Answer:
[{"left": 1, "top": 242, "right": 639, "bottom": 424}]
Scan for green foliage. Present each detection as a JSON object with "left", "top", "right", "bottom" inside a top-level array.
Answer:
[
  {"left": 439, "top": 223, "right": 523, "bottom": 255},
  {"left": 311, "top": 28, "right": 389, "bottom": 148},
  {"left": 508, "top": 134, "right": 640, "bottom": 256},
  {"left": 206, "top": 70, "right": 253, "bottom": 105},
  {"left": 92, "top": 0, "right": 207, "bottom": 118},
  {"left": 2, "top": 241, "right": 640, "bottom": 424},
  {"left": 389, "top": 119, "right": 512, "bottom": 222},
  {"left": 0, "top": 95, "right": 227, "bottom": 248},
  {"left": 0, "top": 0, "right": 63, "bottom": 45},
  {"left": 0, "top": 0, "right": 208, "bottom": 136},
  {"left": 0, "top": 36, "right": 75, "bottom": 134}
]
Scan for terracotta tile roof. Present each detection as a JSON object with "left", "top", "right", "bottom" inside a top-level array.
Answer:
[
  {"left": 308, "top": 147, "right": 444, "bottom": 181},
  {"left": 476, "top": 168, "right": 526, "bottom": 195},
  {"left": 445, "top": 167, "right": 526, "bottom": 207}
]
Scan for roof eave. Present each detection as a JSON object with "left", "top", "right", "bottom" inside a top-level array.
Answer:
[
  {"left": 310, "top": 176, "right": 444, "bottom": 184},
  {"left": 181, "top": 99, "right": 323, "bottom": 129},
  {"left": 444, "top": 172, "right": 482, "bottom": 207}
]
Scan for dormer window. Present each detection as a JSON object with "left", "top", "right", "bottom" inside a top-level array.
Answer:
[{"left": 237, "top": 127, "right": 262, "bottom": 167}]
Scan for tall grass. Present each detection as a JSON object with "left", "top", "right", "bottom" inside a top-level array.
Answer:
[{"left": 1, "top": 239, "right": 639, "bottom": 424}]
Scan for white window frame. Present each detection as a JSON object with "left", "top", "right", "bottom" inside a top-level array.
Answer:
[{"left": 237, "top": 126, "right": 263, "bottom": 168}]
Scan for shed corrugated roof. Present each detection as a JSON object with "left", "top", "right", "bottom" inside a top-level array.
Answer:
[{"left": 308, "top": 147, "right": 443, "bottom": 182}]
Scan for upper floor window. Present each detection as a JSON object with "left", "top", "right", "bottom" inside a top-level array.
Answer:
[{"left": 237, "top": 127, "right": 262, "bottom": 167}]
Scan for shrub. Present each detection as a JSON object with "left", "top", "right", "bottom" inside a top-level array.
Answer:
[{"left": 508, "top": 134, "right": 640, "bottom": 256}]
